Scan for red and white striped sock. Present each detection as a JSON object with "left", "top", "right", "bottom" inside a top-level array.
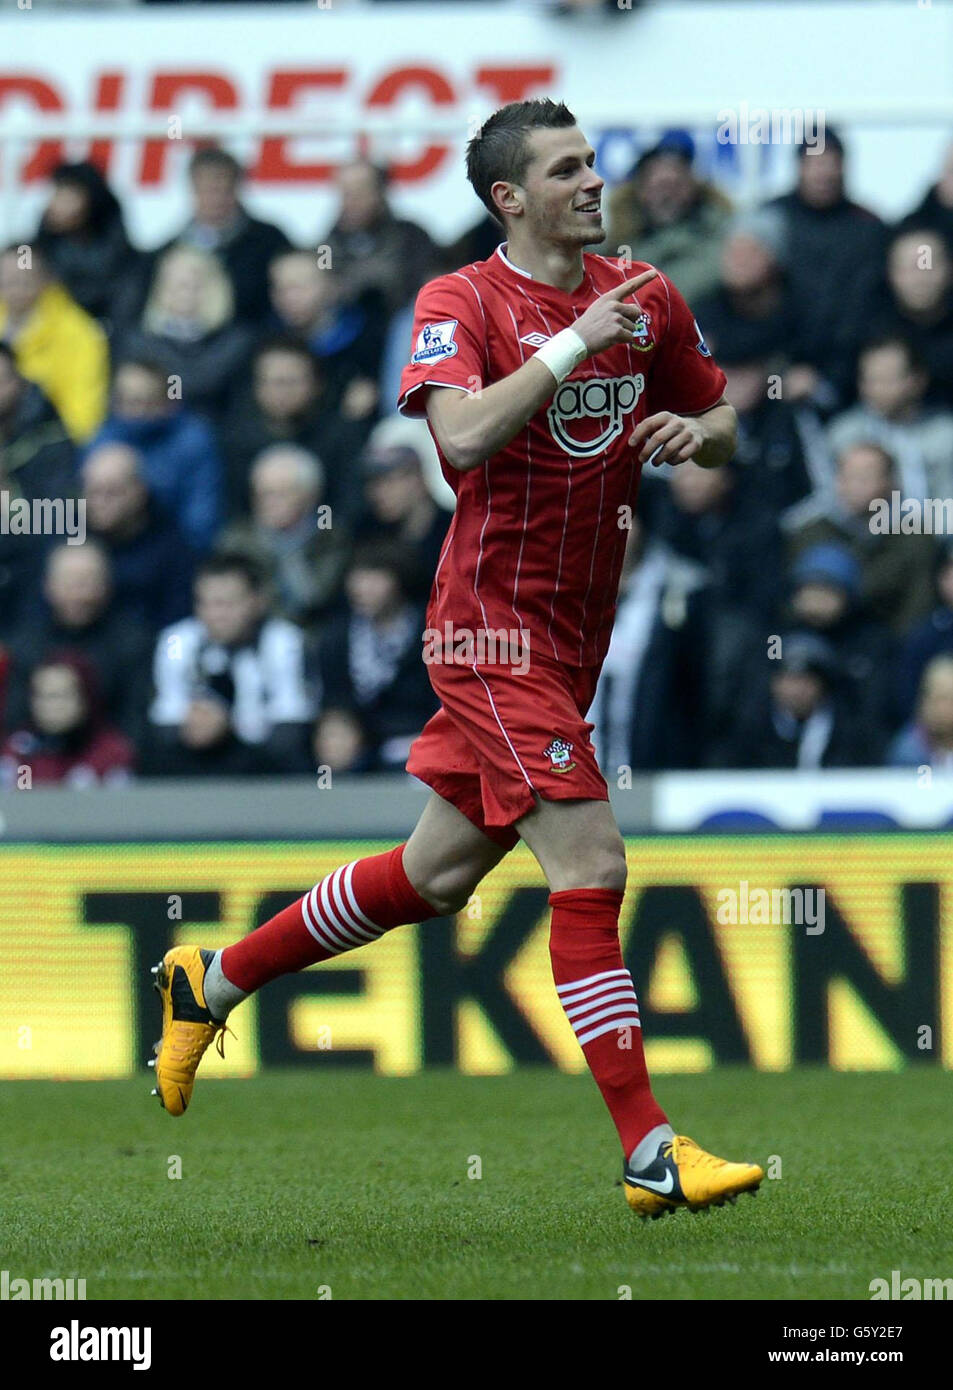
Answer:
[
  {"left": 549, "top": 887, "right": 668, "bottom": 1157},
  {"left": 208, "top": 844, "right": 439, "bottom": 1012}
]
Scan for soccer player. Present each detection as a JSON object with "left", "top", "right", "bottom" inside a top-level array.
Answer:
[{"left": 151, "top": 100, "right": 764, "bottom": 1219}]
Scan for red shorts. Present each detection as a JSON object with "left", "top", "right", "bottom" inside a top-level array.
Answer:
[{"left": 406, "top": 651, "right": 608, "bottom": 850}]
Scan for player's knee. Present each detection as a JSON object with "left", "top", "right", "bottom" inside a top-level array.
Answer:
[
  {"left": 415, "top": 864, "right": 481, "bottom": 917},
  {"left": 584, "top": 849, "right": 627, "bottom": 894},
  {"left": 606, "top": 851, "right": 628, "bottom": 894},
  {"left": 550, "top": 843, "right": 627, "bottom": 894}
]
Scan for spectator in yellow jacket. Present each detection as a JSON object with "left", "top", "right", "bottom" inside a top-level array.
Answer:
[{"left": 0, "top": 244, "right": 109, "bottom": 443}]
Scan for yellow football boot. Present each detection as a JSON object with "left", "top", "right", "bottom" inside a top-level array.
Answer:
[
  {"left": 624, "top": 1134, "right": 764, "bottom": 1219},
  {"left": 149, "top": 947, "right": 231, "bottom": 1116}
]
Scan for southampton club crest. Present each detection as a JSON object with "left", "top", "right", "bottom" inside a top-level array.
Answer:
[
  {"left": 543, "top": 736, "right": 576, "bottom": 774},
  {"left": 628, "top": 310, "right": 654, "bottom": 351}
]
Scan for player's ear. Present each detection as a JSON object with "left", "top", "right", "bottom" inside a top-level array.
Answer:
[{"left": 491, "top": 180, "right": 523, "bottom": 221}]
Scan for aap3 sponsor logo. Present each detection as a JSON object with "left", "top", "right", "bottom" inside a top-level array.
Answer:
[{"left": 548, "top": 373, "right": 645, "bottom": 458}]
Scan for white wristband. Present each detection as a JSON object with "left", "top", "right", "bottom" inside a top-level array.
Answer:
[{"left": 533, "top": 327, "right": 588, "bottom": 384}]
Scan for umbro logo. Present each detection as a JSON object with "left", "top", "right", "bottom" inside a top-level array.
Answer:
[{"left": 520, "top": 332, "right": 550, "bottom": 348}]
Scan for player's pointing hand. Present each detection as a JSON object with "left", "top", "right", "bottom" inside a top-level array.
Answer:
[{"left": 573, "top": 268, "right": 657, "bottom": 357}]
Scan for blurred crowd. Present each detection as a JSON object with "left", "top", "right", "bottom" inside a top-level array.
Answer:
[{"left": 3, "top": 131, "right": 953, "bottom": 786}]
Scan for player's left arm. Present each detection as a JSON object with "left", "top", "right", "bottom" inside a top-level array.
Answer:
[
  {"left": 628, "top": 395, "right": 737, "bottom": 470},
  {"left": 627, "top": 270, "right": 736, "bottom": 469}
]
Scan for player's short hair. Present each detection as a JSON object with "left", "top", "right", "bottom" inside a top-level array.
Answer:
[{"left": 466, "top": 99, "right": 577, "bottom": 222}]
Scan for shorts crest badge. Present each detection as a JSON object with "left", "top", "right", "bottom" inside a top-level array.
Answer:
[{"left": 543, "top": 736, "right": 576, "bottom": 773}]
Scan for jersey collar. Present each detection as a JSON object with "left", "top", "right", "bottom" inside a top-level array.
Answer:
[
  {"left": 495, "top": 242, "right": 592, "bottom": 298},
  {"left": 495, "top": 243, "right": 534, "bottom": 279}
]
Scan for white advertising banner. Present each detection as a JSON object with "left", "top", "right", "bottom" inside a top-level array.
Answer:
[
  {"left": 0, "top": 2, "right": 950, "bottom": 249},
  {"left": 654, "top": 769, "right": 953, "bottom": 832}
]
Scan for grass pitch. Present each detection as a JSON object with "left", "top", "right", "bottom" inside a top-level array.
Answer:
[{"left": 3, "top": 1067, "right": 950, "bottom": 1301}]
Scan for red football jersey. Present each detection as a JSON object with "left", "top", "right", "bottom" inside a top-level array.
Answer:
[{"left": 397, "top": 244, "right": 726, "bottom": 667}]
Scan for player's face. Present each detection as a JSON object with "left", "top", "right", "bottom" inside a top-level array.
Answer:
[{"left": 516, "top": 127, "right": 605, "bottom": 248}]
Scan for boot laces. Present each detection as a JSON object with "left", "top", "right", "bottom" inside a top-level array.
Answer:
[
  {"left": 665, "top": 1136, "right": 720, "bottom": 1170},
  {"left": 169, "top": 1021, "right": 234, "bottom": 1067}
]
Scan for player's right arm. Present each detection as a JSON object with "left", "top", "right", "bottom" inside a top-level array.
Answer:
[
  {"left": 425, "top": 356, "right": 561, "bottom": 473},
  {"left": 398, "top": 270, "right": 656, "bottom": 473}
]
